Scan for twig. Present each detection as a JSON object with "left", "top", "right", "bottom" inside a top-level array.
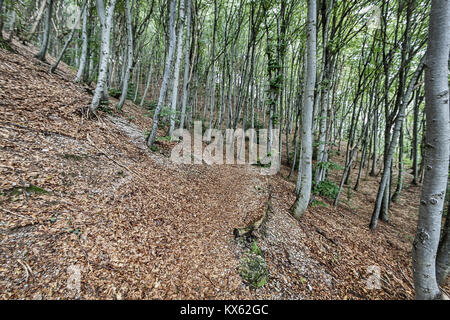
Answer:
[
  {"left": 397, "top": 262, "right": 414, "bottom": 289},
  {"left": 17, "top": 259, "right": 33, "bottom": 281}
]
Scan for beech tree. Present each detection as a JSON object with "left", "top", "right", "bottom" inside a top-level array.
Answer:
[
  {"left": 34, "top": 0, "right": 54, "bottom": 61},
  {"left": 117, "top": 0, "right": 133, "bottom": 110},
  {"left": 90, "top": 0, "right": 117, "bottom": 113},
  {"left": 290, "top": 0, "right": 316, "bottom": 220},
  {"left": 412, "top": 0, "right": 449, "bottom": 300},
  {"left": 8, "top": 0, "right": 449, "bottom": 300}
]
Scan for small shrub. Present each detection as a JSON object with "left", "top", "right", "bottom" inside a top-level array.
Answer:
[
  {"left": 311, "top": 199, "right": 328, "bottom": 208},
  {"left": 239, "top": 253, "right": 268, "bottom": 289},
  {"left": 316, "top": 161, "right": 344, "bottom": 171},
  {"left": 314, "top": 179, "right": 339, "bottom": 199}
]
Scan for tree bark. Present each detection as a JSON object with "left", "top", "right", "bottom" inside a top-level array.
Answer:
[
  {"left": 90, "top": 0, "right": 117, "bottom": 113},
  {"left": 117, "top": 0, "right": 134, "bottom": 110},
  {"left": 34, "top": 0, "right": 54, "bottom": 62},
  {"left": 147, "top": 0, "right": 177, "bottom": 148},
  {"left": 74, "top": 1, "right": 89, "bottom": 83},
  {"left": 179, "top": 0, "right": 192, "bottom": 131},
  {"left": 290, "top": 0, "right": 316, "bottom": 220},
  {"left": 412, "top": 0, "right": 449, "bottom": 300},
  {"left": 168, "top": 0, "right": 186, "bottom": 137}
]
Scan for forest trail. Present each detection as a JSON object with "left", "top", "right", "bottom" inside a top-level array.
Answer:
[{"left": 0, "top": 40, "right": 445, "bottom": 300}]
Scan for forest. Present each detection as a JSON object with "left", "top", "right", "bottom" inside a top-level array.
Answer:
[{"left": 0, "top": 0, "right": 449, "bottom": 301}]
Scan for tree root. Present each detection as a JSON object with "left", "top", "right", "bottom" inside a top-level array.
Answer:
[{"left": 233, "top": 184, "right": 273, "bottom": 239}]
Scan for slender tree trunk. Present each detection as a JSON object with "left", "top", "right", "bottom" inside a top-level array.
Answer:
[
  {"left": 7, "top": 9, "right": 15, "bottom": 42},
  {"left": 117, "top": 0, "right": 134, "bottom": 110},
  {"left": 147, "top": 0, "right": 177, "bottom": 148},
  {"left": 392, "top": 123, "right": 404, "bottom": 202},
  {"left": 290, "top": 0, "right": 316, "bottom": 220},
  {"left": 140, "top": 63, "right": 153, "bottom": 107},
  {"left": 168, "top": 0, "right": 186, "bottom": 137},
  {"left": 90, "top": 0, "right": 117, "bottom": 113},
  {"left": 370, "top": 55, "right": 425, "bottom": 230},
  {"left": 412, "top": 0, "right": 450, "bottom": 300},
  {"left": 74, "top": 1, "right": 89, "bottom": 83},
  {"left": 412, "top": 91, "right": 423, "bottom": 185},
  {"left": 179, "top": 0, "right": 191, "bottom": 131},
  {"left": 134, "top": 59, "right": 141, "bottom": 103},
  {"left": 0, "top": 0, "right": 4, "bottom": 40},
  {"left": 51, "top": 0, "right": 88, "bottom": 73},
  {"left": 34, "top": 0, "right": 54, "bottom": 62},
  {"left": 26, "top": 0, "right": 47, "bottom": 42}
]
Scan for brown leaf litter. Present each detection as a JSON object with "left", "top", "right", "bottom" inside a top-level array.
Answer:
[{"left": 1, "top": 40, "right": 448, "bottom": 300}]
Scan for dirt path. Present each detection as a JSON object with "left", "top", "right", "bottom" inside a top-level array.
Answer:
[{"left": 2, "top": 40, "right": 448, "bottom": 300}]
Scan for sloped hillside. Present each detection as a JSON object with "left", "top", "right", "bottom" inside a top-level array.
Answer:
[{"left": 1, "top": 40, "right": 445, "bottom": 300}]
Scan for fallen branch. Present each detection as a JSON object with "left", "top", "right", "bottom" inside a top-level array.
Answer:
[{"left": 315, "top": 227, "right": 340, "bottom": 247}]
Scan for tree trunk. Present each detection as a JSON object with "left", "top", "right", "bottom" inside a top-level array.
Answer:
[
  {"left": 290, "top": 0, "right": 316, "bottom": 220},
  {"left": 117, "top": 0, "right": 134, "bottom": 110},
  {"left": 74, "top": 1, "right": 88, "bottom": 83},
  {"left": 179, "top": 0, "right": 191, "bottom": 131},
  {"left": 168, "top": 0, "right": 186, "bottom": 137},
  {"left": 140, "top": 63, "right": 153, "bottom": 107},
  {"left": 412, "top": 0, "right": 449, "bottom": 300},
  {"left": 51, "top": 1, "right": 88, "bottom": 73},
  {"left": 147, "top": 0, "right": 177, "bottom": 148},
  {"left": 392, "top": 123, "right": 404, "bottom": 202},
  {"left": 34, "top": 0, "right": 54, "bottom": 62},
  {"left": 369, "top": 55, "right": 425, "bottom": 230},
  {"left": 26, "top": 0, "right": 47, "bottom": 42},
  {"left": 90, "top": 0, "right": 117, "bottom": 113}
]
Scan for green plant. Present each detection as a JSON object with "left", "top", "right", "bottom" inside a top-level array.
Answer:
[
  {"left": 239, "top": 252, "right": 268, "bottom": 288},
  {"left": 251, "top": 241, "right": 263, "bottom": 256},
  {"left": 314, "top": 179, "right": 339, "bottom": 199},
  {"left": 156, "top": 136, "right": 172, "bottom": 142},
  {"left": 311, "top": 199, "right": 328, "bottom": 208},
  {"left": 316, "top": 161, "right": 344, "bottom": 171}
]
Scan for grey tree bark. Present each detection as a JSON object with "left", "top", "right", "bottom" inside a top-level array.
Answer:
[
  {"left": 168, "top": 0, "right": 186, "bottom": 137},
  {"left": 147, "top": 0, "right": 177, "bottom": 148},
  {"left": 34, "top": 0, "right": 54, "bottom": 62},
  {"left": 74, "top": 1, "right": 89, "bottom": 83},
  {"left": 290, "top": 0, "right": 316, "bottom": 220},
  {"left": 117, "top": 0, "right": 134, "bottom": 110},
  {"left": 26, "top": 0, "right": 47, "bottom": 42},
  {"left": 369, "top": 55, "right": 425, "bottom": 230},
  {"left": 140, "top": 63, "right": 153, "bottom": 107},
  {"left": 90, "top": 0, "right": 117, "bottom": 113},
  {"left": 179, "top": 0, "right": 192, "bottom": 131},
  {"left": 412, "top": 0, "right": 450, "bottom": 300}
]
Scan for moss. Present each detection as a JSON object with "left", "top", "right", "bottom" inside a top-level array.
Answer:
[
  {"left": 63, "top": 153, "right": 86, "bottom": 161},
  {"left": 25, "top": 184, "right": 49, "bottom": 194},
  {"left": 238, "top": 242, "right": 268, "bottom": 289},
  {"left": 0, "top": 38, "right": 16, "bottom": 53},
  {"left": 239, "top": 252, "right": 268, "bottom": 288},
  {"left": 1, "top": 184, "right": 50, "bottom": 201}
]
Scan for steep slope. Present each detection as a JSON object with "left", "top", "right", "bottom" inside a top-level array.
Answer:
[{"left": 1, "top": 40, "right": 447, "bottom": 300}]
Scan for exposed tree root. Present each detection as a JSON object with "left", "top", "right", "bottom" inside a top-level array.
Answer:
[{"left": 233, "top": 183, "right": 273, "bottom": 239}]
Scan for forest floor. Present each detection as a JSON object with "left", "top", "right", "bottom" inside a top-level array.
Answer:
[{"left": 1, "top": 40, "right": 448, "bottom": 300}]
